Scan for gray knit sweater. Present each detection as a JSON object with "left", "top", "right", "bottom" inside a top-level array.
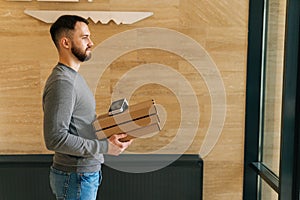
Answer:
[{"left": 43, "top": 63, "right": 107, "bottom": 172}]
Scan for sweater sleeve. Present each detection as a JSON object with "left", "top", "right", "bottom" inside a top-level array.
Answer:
[{"left": 43, "top": 79, "right": 108, "bottom": 157}]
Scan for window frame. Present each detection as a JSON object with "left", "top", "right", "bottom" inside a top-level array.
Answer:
[{"left": 243, "top": 0, "right": 300, "bottom": 199}]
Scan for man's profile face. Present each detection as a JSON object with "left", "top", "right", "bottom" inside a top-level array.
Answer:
[{"left": 70, "top": 21, "right": 94, "bottom": 62}]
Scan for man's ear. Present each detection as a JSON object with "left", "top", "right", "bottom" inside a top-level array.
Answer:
[{"left": 61, "top": 37, "right": 71, "bottom": 49}]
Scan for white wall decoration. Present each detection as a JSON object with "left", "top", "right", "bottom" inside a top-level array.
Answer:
[
  {"left": 37, "top": 0, "right": 79, "bottom": 2},
  {"left": 24, "top": 10, "right": 153, "bottom": 24},
  {"left": 8, "top": 0, "right": 85, "bottom": 2}
]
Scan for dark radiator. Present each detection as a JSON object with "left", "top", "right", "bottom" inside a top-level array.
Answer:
[{"left": 0, "top": 154, "right": 203, "bottom": 200}]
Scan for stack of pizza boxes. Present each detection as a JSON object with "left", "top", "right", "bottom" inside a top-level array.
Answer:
[{"left": 93, "top": 99, "right": 161, "bottom": 142}]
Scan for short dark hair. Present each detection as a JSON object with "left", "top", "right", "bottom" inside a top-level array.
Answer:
[{"left": 50, "top": 15, "right": 89, "bottom": 48}]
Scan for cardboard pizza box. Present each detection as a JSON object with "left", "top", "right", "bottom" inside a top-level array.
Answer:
[
  {"left": 93, "top": 99, "right": 161, "bottom": 141},
  {"left": 119, "top": 122, "right": 161, "bottom": 142},
  {"left": 95, "top": 114, "right": 160, "bottom": 140},
  {"left": 93, "top": 99, "right": 157, "bottom": 132}
]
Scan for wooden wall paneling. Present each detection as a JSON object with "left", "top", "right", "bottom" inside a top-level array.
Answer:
[{"left": 0, "top": 0, "right": 249, "bottom": 199}]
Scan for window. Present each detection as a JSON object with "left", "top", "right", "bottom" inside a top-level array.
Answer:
[
  {"left": 261, "top": 0, "right": 286, "bottom": 179},
  {"left": 243, "top": 0, "right": 300, "bottom": 199}
]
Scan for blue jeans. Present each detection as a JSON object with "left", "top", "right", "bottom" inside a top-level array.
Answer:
[{"left": 49, "top": 167, "right": 102, "bottom": 200}]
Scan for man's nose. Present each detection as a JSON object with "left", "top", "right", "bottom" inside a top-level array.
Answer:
[{"left": 88, "top": 38, "right": 94, "bottom": 47}]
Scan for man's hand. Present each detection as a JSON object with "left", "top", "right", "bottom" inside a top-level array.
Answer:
[{"left": 107, "top": 133, "right": 133, "bottom": 156}]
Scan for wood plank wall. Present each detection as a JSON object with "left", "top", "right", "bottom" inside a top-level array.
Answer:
[{"left": 0, "top": 0, "right": 249, "bottom": 199}]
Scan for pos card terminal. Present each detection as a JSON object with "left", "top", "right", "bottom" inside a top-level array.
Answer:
[{"left": 108, "top": 98, "right": 129, "bottom": 116}]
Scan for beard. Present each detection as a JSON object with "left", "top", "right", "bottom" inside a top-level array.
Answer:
[{"left": 71, "top": 45, "right": 92, "bottom": 62}]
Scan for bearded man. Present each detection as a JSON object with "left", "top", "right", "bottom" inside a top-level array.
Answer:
[{"left": 43, "top": 15, "right": 132, "bottom": 200}]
